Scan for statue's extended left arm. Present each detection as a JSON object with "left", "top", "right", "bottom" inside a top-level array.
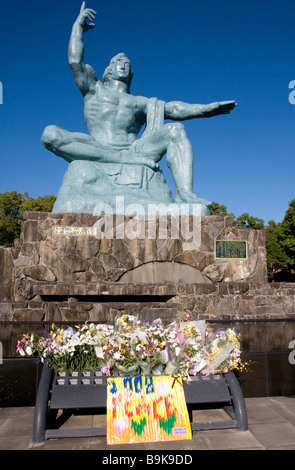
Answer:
[{"left": 164, "top": 100, "right": 236, "bottom": 120}]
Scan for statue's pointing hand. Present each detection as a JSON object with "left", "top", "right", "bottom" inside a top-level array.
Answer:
[
  {"left": 203, "top": 100, "right": 237, "bottom": 118},
  {"left": 217, "top": 101, "right": 237, "bottom": 115},
  {"left": 78, "top": 2, "right": 97, "bottom": 33}
]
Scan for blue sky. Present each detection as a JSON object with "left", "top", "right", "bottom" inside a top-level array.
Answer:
[{"left": 0, "top": 0, "right": 294, "bottom": 224}]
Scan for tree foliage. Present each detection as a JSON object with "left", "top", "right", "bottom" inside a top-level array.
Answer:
[
  {"left": 0, "top": 192, "right": 56, "bottom": 246},
  {"left": 265, "top": 220, "right": 288, "bottom": 280},
  {"left": 210, "top": 202, "right": 234, "bottom": 217},
  {"left": 0, "top": 192, "right": 25, "bottom": 246},
  {"left": 20, "top": 195, "right": 57, "bottom": 216},
  {"left": 280, "top": 198, "right": 295, "bottom": 269},
  {"left": 235, "top": 212, "right": 265, "bottom": 230}
]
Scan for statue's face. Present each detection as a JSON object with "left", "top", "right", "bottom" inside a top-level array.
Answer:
[{"left": 111, "top": 54, "right": 132, "bottom": 81}]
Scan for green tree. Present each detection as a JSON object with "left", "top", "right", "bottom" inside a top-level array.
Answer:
[
  {"left": 265, "top": 220, "right": 288, "bottom": 280},
  {"left": 20, "top": 195, "right": 56, "bottom": 216},
  {"left": 0, "top": 192, "right": 56, "bottom": 246},
  {"left": 235, "top": 212, "right": 265, "bottom": 230},
  {"left": 210, "top": 201, "right": 234, "bottom": 217},
  {"left": 0, "top": 191, "right": 25, "bottom": 246},
  {"left": 280, "top": 198, "right": 295, "bottom": 269}
]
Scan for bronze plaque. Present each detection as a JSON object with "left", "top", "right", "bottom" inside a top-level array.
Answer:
[{"left": 215, "top": 240, "right": 247, "bottom": 259}]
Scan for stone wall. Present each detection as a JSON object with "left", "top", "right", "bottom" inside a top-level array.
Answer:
[
  {"left": 0, "top": 247, "right": 14, "bottom": 301},
  {"left": 1, "top": 211, "right": 294, "bottom": 324},
  {"left": 1, "top": 281, "right": 295, "bottom": 323},
  {"left": 6, "top": 211, "right": 267, "bottom": 300}
]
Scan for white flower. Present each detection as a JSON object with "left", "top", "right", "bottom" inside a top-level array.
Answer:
[
  {"left": 113, "top": 352, "right": 121, "bottom": 360},
  {"left": 25, "top": 346, "right": 32, "bottom": 356},
  {"left": 94, "top": 346, "right": 104, "bottom": 359},
  {"left": 175, "top": 347, "right": 180, "bottom": 357}
]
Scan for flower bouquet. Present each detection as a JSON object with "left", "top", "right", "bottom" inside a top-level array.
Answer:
[{"left": 16, "top": 314, "right": 242, "bottom": 382}]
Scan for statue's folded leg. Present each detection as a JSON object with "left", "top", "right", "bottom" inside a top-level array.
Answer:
[
  {"left": 41, "top": 125, "right": 119, "bottom": 163},
  {"left": 41, "top": 125, "right": 158, "bottom": 170}
]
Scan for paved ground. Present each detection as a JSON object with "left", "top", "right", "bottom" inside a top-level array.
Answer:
[{"left": 1, "top": 396, "right": 295, "bottom": 450}]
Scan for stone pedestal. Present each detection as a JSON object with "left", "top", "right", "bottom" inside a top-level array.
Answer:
[
  {"left": 5, "top": 211, "right": 292, "bottom": 324},
  {"left": 12, "top": 211, "right": 267, "bottom": 298}
]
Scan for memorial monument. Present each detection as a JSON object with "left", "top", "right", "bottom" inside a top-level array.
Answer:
[
  {"left": 0, "top": 2, "right": 269, "bottom": 316},
  {"left": 3, "top": 3, "right": 295, "bottom": 406},
  {"left": 41, "top": 2, "right": 236, "bottom": 215}
]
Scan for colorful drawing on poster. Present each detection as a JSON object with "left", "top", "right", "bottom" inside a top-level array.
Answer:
[{"left": 106, "top": 376, "right": 192, "bottom": 445}]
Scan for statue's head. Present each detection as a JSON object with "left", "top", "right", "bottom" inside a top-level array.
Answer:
[{"left": 103, "top": 53, "right": 133, "bottom": 91}]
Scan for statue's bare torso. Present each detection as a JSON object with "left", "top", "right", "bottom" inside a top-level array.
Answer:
[{"left": 84, "top": 82, "right": 147, "bottom": 145}]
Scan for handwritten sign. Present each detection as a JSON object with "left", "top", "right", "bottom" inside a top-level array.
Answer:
[
  {"left": 215, "top": 240, "right": 247, "bottom": 259},
  {"left": 106, "top": 376, "right": 192, "bottom": 445}
]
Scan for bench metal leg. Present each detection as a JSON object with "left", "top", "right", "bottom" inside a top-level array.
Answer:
[
  {"left": 33, "top": 364, "right": 53, "bottom": 443},
  {"left": 224, "top": 371, "right": 248, "bottom": 431}
]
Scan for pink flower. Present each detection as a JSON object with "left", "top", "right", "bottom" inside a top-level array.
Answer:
[
  {"left": 16, "top": 340, "right": 25, "bottom": 355},
  {"left": 101, "top": 366, "right": 110, "bottom": 375},
  {"left": 177, "top": 331, "right": 186, "bottom": 345}
]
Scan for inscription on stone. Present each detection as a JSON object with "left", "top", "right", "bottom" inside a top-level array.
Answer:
[
  {"left": 54, "top": 226, "right": 96, "bottom": 236},
  {"left": 215, "top": 240, "right": 247, "bottom": 259}
]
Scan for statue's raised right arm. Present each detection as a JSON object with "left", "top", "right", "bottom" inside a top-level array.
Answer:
[{"left": 68, "top": 2, "right": 98, "bottom": 96}]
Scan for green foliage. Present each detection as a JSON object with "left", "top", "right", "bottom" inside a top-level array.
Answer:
[
  {"left": 235, "top": 212, "right": 265, "bottom": 230},
  {"left": 0, "top": 192, "right": 56, "bottom": 246},
  {"left": 210, "top": 204, "right": 265, "bottom": 230},
  {"left": 265, "top": 220, "right": 288, "bottom": 280},
  {"left": 0, "top": 192, "right": 25, "bottom": 246},
  {"left": 20, "top": 195, "right": 56, "bottom": 216},
  {"left": 210, "top": 201, "right": 234, "bottom": 217},
  {"left": 280, "top": 198, "right": 295, "bottom": 269}
]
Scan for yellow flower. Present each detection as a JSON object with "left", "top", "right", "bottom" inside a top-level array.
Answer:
[{"left": 56, "top": 332, "right": 63, "bottom": 342}]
